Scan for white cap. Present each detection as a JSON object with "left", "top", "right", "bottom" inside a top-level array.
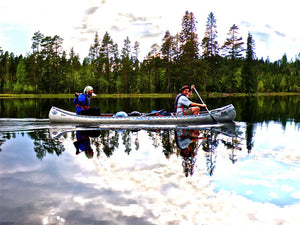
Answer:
[{"left": 84, "top": 86, "right": 96, "bottom": 96}]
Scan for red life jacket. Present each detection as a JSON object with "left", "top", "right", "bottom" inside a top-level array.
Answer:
[{"left": 174, "top": 93, "right": 186, "bottom": 115}]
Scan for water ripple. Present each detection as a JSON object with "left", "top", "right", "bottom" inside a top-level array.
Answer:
[{"left": 0, "top": 118, "right": 50, "bottom": 132}]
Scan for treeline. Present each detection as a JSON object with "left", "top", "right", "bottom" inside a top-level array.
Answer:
[{"left": 1, "top": 11, "right": 300, "bottom": 94}]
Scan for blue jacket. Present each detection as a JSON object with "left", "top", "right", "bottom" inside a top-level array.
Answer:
[
  {"left": 73, "top": 131, "right": 91, "bottom": 151},
  {"left": 73, "top": 93, "right": 91, "bottom": 114}
]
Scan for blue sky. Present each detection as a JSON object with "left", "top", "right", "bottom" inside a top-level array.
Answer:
[{"left": 1, "top": 0, "right": 299, "bottom": 61}]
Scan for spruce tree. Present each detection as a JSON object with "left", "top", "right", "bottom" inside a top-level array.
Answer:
[
  {"left": 242, "top": 32, "right": 257, "bottom": 93},
  {"left": 201, "top": 12, "right": 221, "bottom": 92}
]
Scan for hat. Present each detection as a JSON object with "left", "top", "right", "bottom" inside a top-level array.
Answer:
[
  {"left": 84, "top": 86, "right": 96, "bottom": 96},
  {"left": 85, "top": 147, "right": 94, "bottom": 159},
  {"left": 181, "top": 85, "right": 190, "bottom": 92}
]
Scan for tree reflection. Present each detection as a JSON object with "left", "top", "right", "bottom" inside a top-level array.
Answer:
[
  {"left": 161, "top": 130, "right": 176, "bottom": 159},
  {"left": 122, "top": 130, "right": 132, "bottom": 155},
  {"left": 201, "top": 129, "right": 219, "bottom": 176},
  {"left": 73, "top": 130, "right": 119, "bottom": 158},
  {"left": 27, "top": 130, "right": 65, "bottom": 159},
  {"left": 50, "top": 124, "right": 246, "bottom": 177},
  {"left": 0, "top": 133, "right": 16, "bottom": 152},
  {"left": 221, "top": 136, "right": 242, "bottom": 163},
  {"left": 0, "top": 130, "right": 65, "bottom": 159},
  {"left": 0, "top": 124, "right": 248, "bottom": 176},
  {"left": 245, "top": 123, "right": 254, "bottom": 154},
  {"left": 174, "top": 125, "right": 244, "bottom": 177}
]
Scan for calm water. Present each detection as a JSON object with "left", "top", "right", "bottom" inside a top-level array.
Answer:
[{"left": 1, "top": 96, "right": 300, "bottom": 225}]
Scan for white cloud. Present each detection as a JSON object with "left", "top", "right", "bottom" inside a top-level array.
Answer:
[{"left": 1, "top": 0, "right": 299, "bottom": 61}]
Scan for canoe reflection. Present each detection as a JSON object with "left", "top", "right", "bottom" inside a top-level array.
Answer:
[{"left": 49, "top": 123, "right": 244, "bottom": 177}]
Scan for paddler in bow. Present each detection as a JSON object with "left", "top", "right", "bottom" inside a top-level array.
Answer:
[{"left": 73, "top": 86, "right": 100, "bottom": 116}]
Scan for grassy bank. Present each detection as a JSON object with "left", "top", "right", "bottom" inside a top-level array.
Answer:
[
  {"left": 207, "top": 92, "right": 300, "bottom": 97},
  {"left": 0, "top": 93, "right": 174, "bottom": 99},
  {"left": 0, "top": 92, "right": 299, "bottom": 99}
]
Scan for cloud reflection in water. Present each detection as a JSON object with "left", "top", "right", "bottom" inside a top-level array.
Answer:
[{"left": 1, "top": 123, "right": 300, "bottom": 224}]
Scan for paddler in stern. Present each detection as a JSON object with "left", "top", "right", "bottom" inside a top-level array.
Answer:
[{"left": 174, "top": 85, "right": 206, "bottom": 115}]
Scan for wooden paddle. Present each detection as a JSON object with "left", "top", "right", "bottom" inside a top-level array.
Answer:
[{"left": 193, "top": 87, "right": 218, "bottom": 124}]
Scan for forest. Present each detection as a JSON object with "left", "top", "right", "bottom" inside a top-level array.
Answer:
[{"left": 1, "top": 11, "right": 300, "bottom": 94}]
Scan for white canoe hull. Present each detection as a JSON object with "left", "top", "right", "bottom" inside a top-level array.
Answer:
[{"left": 49, "top": 104, "right": 236, "bottom": 125}]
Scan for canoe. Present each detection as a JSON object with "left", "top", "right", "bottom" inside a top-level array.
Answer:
[
  {"left": 49, "top": 104, "right": 236, "bottom": 125},
  {"left": 49, "top": 122, "right": 237, "bottom": 139}
]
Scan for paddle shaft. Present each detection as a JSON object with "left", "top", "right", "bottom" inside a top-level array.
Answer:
[{"left": 193, "top": 87, "right": 218, "bottom": 123}]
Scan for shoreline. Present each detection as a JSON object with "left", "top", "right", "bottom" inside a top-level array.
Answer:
[{"left": 0, "top": 92, "right": 300, "bottom": 99}]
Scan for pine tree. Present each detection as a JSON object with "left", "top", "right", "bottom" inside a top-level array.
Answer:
[
  {"left": 133, "top": 41, "right": 140, "bottom": 62},
  {"left": 161, "top": 30, "right": 174, "bottom": 92},
  {"left": 52, "top": 35, "right": 64, "bottom": 93},
  {"left": 201, "top": 12, "right": 219, "bottom": 58},
  {"left": 32, "top": 31, "right": 44, "bottom": 54},
  {"left": 14, "top": 58, "right": 28, "bottom": 92},
  {"left": 41, "top": 36, "right": 55, "bottom": 93},
  {"left": 180, "top": 11, "right": 199, "bottom": 61},
  {"left": 150, "top": 43, "right": 162, "bottom": 93},
  {"left": 69, "top": 47, "right": 80, "bottom": 92},
  {"left": 179, "top": 11, "right": 199, "bottom": 84},
  {"left": 53, "top": 35, "right": 63, "bottom": 70},
  {"left": 131, "top": 41, "right": 140, "bottom": 93},
  {"left": 101, "top": 32, "right": 114, "bottom": 91},
  {"left": 222, "top": 24, "right": 244, "bottom": 59},
  {"left": 31, "top": 31, "right": 44, "bottom": 92},
  {"left": 0, "top": 48, "right": 5, "bottom": 92},
  {"left": 89, "top": 32, "right": 101, "bottom": 61},
  {"left": 120, "top": 37, "right": 132, "bottom": 93}
]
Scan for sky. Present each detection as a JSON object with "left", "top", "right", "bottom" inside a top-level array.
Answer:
[{"left": 1, "top": 0, "right": 299, "bottom": 62}]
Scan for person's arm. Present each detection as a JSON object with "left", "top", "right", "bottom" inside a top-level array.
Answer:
[
  {"left": 188, "top": 85, "right": 206, "bottom": 107},
  {"left": 189, "top": 85, "right": 195, "bottom": 93},
  {"left": 73, "top": 92, "right": 80, "bottom": 105},
  {"left": 190, "top": 102, "right": 206, "bottom": 108}
]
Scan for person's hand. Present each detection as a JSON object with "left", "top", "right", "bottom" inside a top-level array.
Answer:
[
  {"left": 75, "top": 92, "right": 79, "bottom": 97},
  {"left": 191, "top": 84, "right": 195, "bottom": 90}
]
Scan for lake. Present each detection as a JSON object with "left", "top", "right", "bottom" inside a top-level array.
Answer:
[{"left": 1, "top": 95, "right": 300, "bottom": 225}]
